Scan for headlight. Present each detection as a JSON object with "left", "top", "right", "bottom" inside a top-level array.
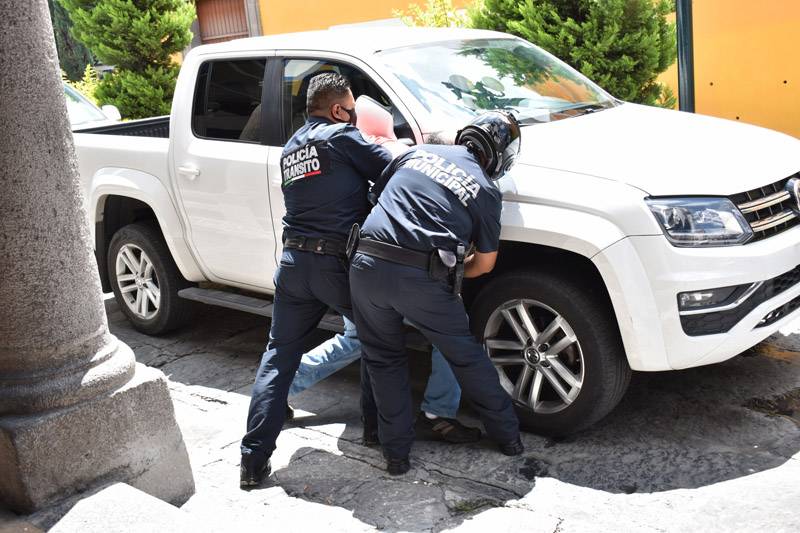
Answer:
[{"left": 646, "top": 197, "right": 753, "bottom": 247}]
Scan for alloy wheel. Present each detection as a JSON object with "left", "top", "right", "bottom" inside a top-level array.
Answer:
[
  {"left": 484, "top": 299, "right": 584, "bottom": 414},
  {"left": 115, "top": 243, "right": 160, "bottom": 320}
]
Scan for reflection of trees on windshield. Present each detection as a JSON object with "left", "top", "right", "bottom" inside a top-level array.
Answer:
[{"left": 451, "top": 45, "right": 595, "bottom": 111}]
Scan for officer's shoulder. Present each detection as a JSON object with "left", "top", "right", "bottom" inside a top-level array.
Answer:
[{"left": 327, "top": 123, "right": 362, "bottom": 140}]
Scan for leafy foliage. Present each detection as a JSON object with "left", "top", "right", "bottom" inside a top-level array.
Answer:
[
  {"left": 48, "top": 0, "right": 94, "bottom": 81},
  {"left": 470, "top": 0, "right": 677, "bottom": 107},
  {"left": 95, "top": 66, "right": 177, "bottom": 119},
  {"left": 58, "top": 0, "right": 195, "bottom": 118},
  {"left": 394, "top": 0, "right": 468, "bottom": 28},
  {"left": 62, "top": 64, "right": 101, "bottom": 104}
]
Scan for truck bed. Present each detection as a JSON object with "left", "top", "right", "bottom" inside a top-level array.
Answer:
[{"left": 74, "top": 116, "right": 170, "bottom": 138}]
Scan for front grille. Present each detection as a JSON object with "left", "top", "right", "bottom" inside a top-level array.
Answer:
[
  {"left": 730, "top": 175, "right": 800, "bottom": 243},
  {"left": 680, "top": 263, "right": 800, "bottom": 336}
]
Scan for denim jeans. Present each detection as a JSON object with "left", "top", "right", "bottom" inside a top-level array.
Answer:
[{"left": 289, "top": 316, "right": 462, "bottom": 418}]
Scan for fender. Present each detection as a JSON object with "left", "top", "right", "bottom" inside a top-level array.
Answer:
[
  {"left": 496, "top": 164, "right": 666, "bottom": 370},
  {"left": 498, "top": 204, "right": 670, "bottom": 371},
  {"left": 499, "top": 202, "right": 626, "bottom": 258},
  {"left": 89, "top": 167, "right": 205, "bottom": 282}
]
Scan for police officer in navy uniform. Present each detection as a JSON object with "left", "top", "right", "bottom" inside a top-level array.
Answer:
[
  {"left": 349, "top": 112, "right": 524, "bottom": 474},
  {"left": 240, "top": 73, "right": 392, "bottom": 487}
]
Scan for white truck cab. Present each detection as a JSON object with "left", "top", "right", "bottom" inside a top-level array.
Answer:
[{"left": 73, "top": 27, "right": 800, "bottom": 435}]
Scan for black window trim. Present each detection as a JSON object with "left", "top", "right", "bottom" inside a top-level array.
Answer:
[
  {"left": 190, "top": 56, "right": 271, "bottom": 145},
  {"left": 262, "top": 57, "right": 284, "bottom": 147}
]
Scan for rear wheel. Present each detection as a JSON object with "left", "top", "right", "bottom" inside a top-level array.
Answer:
[
  {"left": 108, "top": 222, "right": 193, "bottom": 335},
  {"left": 470, "top": 270, "right": 631, "bottom": 436}
]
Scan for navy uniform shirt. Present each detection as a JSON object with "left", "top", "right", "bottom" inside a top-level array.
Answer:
[
  {"left": 281, "top": 116, "right": 392, "bottom": 242},
  {"left": 362, "top": 144, "right": 503, "bottom": 253}
]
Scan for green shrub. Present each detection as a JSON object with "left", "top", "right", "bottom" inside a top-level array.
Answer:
[
  {"left": 59, "top": 0, "right": 195, "bottom": 119},
  {"left": 63, "top": 64, "right": 101, "bottom": 104},
  {"left": 95, "top": 66, "right": 177, "bottom": 119},
  {"left": 469, "top": 0, "right": 677, "bottom": 107}
]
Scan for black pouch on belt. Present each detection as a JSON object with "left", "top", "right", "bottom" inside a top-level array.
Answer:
[
  {"left": 428, "top": 250, "right": 451, "bottom": 282},
  {"left": 345, "top": 223, "right": 360, "bottom": 263}
]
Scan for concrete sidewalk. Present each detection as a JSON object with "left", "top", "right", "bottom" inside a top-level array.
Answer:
[{"left": 7, "top": 297, "right": 800, "bottom": 532}]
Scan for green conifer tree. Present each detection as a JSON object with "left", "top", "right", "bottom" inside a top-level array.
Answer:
[
  {"left": 59, "top": 0, "right": 195, "bottom": 119},
  {"left": 48, "top": 0, "right": 94, "bottom": 81},
  {"left": 470, "top": 0, "right": 677, "bottom": 107}
]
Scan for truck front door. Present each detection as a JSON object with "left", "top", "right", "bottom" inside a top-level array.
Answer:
[{"left": 171, "top": 54, "right": 281, "bottom": 289}]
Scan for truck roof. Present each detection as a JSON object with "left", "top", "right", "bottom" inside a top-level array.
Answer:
[{"left": 190, "top": 26, "right": 509, "bottom": 58}]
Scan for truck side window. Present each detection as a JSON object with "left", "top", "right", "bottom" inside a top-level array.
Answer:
[
  {"left": 282, "top": 59, "right": 414, "bottom": 143},
  {"left": 192, "top": 59, "right": 266, "bottom": 143}
]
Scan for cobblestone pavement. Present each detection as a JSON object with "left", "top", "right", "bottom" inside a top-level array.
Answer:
[{"left": 85, "top": 298, "right": 800, "bottom": 530}]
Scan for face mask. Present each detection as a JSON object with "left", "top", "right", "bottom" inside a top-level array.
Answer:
[{"left": 340, "top": 107, "right": 357, "bottom": 126}]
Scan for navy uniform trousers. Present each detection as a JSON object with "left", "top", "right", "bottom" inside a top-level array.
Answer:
[
  {"left": 349, "top": 252, "right": 520, "bottom": 459},
  {"left": 241, "top": 249, "right": 377, "bottom": 460}
]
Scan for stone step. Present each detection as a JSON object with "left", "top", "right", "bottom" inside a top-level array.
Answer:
[{"left": 46, "top": 483, "right": 206, "bottom": 533}]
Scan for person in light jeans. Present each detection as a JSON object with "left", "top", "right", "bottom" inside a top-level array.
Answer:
[{"left": 289, "top": 316, "right": 481, "bottom": 443}]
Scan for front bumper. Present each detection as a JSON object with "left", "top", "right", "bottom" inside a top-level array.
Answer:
[{"left": 592, "top": 226, "right": 800, "bottom": 371}]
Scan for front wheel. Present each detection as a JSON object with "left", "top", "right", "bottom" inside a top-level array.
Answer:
[{"left": 470, "top": 270, "right": 631, "bottom": 436}]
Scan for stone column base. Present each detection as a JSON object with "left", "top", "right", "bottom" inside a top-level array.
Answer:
[{"left": 0, "top": 358, "right": 195, "bottom": 513}]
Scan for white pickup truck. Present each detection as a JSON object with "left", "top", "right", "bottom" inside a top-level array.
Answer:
[{"left": 75, "top": 27, "right": 800, "bottom": 436}]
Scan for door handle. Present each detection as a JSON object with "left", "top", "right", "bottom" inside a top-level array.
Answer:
[{"left": 177, "top": 165, "right": 201, "bottom": 180}]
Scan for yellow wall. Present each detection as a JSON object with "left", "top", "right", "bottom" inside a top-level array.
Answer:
[
  {"left": 692, "top": 0, "right": 800, "bottom": 137},
  {"left": 660, "top": 0, "right": 800, "bottom": 137},
  {"left": 258, "top": 0, "right": 467, "bottom": 36}
]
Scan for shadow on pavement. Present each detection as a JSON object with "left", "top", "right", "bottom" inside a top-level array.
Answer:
[{"left": 105, "top": 298, "right": 800, "bottom": 529}]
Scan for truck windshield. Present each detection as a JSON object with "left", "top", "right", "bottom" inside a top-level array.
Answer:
[{"left": 379, "top": 38, "right": 616, "bottom": 126}]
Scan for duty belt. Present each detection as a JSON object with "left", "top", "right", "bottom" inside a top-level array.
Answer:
[
  {"left": 354, "top": 237, "right": 466, "bottom": 295},
  {"left": 284, "top": 236, "right": 346, "bottom": 257}
]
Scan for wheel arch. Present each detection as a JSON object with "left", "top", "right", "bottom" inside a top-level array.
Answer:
[
  {"left": 464, "top": 241, "right": 613, "bottom": 309},
  {"left": 464, "top": 240, "right": 633, "bottom": 369},
  {"left": 90, "top": 168, "right": 205, "bottom": 291}
]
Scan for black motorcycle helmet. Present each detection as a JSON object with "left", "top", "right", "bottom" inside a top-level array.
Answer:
[{"left": 455, "top": 111, "right": 521, "bottom": 180}]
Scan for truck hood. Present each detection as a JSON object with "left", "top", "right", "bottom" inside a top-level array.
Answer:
[{"left": 515, "top": 103, "right": 800, "bottom": 196}]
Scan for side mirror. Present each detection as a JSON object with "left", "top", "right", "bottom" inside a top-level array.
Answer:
[
  {"left": 101, "top": 104, "right": 122, "bottom": 121},
  {"left": 398, "top": 138, "right": 414, "bottom": 146}
]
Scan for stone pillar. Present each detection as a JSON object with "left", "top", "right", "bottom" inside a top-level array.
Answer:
[{"left": 0, "top": 0, "right": 194, "bottom": 513}]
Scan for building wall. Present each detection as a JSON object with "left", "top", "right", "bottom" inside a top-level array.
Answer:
[
  {"left": 692, "top": 0, "right": 799, "bottom": 138},
  {"left": 257, "top": 0, "right": 466, "bottom": 35},
  {"left": 659, "top": 0, "right": 799, "bottom": 138}
]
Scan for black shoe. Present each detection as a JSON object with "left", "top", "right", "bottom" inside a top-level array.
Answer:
[
  {"left": 386, "top": 456, "right": 411, "bottom": 475},
  {"left": 415, "top": 412, "right": 482, "bottom": 443},
  {"left": 240, "top": 455, "right": 271, "bottom": 488},
  {"left": 499, "top": 436, "right": 525, "bottom": 456},
  {"left": 286, "top": 403, "right": 295, "bottom": 421},
  {"left": 362, "top": 417, "right": 380, "bottom": 446}
]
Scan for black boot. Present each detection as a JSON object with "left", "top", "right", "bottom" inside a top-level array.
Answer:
[
  {"left": 498, "top": 436, "right": 524, "bottom": 456},
  {"left": 386, "top": 456, "right": 411, "bottom": 475},
  {"left": 240, "top": 454, "right": 271, "bottom": 488}
]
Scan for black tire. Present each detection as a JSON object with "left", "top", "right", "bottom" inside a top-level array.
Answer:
[
  {"left": 108, "top": 222, "right": 194, "bottom": 335},
  {"left": 470, "top": 269, "right": 631, "bottom": 436}
]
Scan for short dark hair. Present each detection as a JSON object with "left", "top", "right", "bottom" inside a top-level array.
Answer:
[{"left": 306, "top": 72, "right": 351, "bottom": 113}]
